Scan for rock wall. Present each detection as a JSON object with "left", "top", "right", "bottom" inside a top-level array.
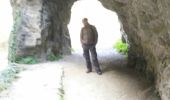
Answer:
[
  {"left": 10, "top": 0, "right": 42, "bottom": 57},
  {"left": 41, "top": 0, "right": 74, "bottom": 57},
  {"left": 10, "top": 0, "right": 74, "bottom": 60},
  {"left": 99, "top": 0, "right": 170, "bottom": 100}
]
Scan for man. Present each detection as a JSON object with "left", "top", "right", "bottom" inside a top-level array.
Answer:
[{"left": 80, "top": 18, "right": 102, "bottom": 75}]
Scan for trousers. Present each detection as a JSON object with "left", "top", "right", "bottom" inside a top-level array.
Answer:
[{"left": 82, "top": 44, "right": 101, "bottom": 72}]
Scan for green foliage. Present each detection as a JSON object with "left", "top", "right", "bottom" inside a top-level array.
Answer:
[
  {"left": 8, "top": 11, "right": 21, "bottom": 63},
  {"left": 15, "top": 56, "right": 39, "bottom": 64},
  {"left": 0, "top": 64, "right": 21, "bottom": 92},
  {"left": 71, "top": 48, "right": 75, "bottom": 52},
  {"left": 47, "top": 54, "right": 63, "bottom": 61},
  {"left": 114, "top": 40, "right": 128, "bottom": 55}
]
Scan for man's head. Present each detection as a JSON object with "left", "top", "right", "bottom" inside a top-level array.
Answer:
[{"left": 82, "top": 18, "right": 89, "bottom": 26}]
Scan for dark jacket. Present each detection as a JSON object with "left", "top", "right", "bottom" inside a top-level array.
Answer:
[{"left": 80, "top": 25, "right": 98, "bottom": 45}]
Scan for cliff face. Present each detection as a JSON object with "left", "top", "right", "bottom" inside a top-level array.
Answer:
[
  {"left": 10, "top": 0, "right": 170, "bottom": 99},
  {"left": 10, "top": 0, "right": 42, "bottom": 56},
  {"left": 10, "top": 0, "right": 75, "bottom": 58}
]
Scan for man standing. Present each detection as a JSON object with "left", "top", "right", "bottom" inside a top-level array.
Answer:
[{"left": 80, "top": 18, "right": 102, "bottom": 75}]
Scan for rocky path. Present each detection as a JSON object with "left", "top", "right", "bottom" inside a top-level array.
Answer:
[
  {"left": 0, "top": 48, "right": 159, "bottom": 100},
  {"left": 62, "top": 49, "right": 159, "bottom": 100},
  {"left": 0, "top": 63, "right": 64, "bottom": 100}
]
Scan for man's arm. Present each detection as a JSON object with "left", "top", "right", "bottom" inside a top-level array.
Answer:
[
  {"left": 80, "top": 28, "right": 84, "bottom": 44},
  {"left": 92, "top": 26, "right": 98, "bottom": 45}
]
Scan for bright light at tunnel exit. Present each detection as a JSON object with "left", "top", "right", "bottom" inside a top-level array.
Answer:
[{"left": 68, "top": 0, "right": 121, "bottom": 51}]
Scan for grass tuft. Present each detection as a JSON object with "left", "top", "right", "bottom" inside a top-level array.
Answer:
[
  {"left": 15, "top": 56, "right": 39, "bottom": 64},
  {"left": 47, "top": 54, "right": 63, "bottom": 61}
]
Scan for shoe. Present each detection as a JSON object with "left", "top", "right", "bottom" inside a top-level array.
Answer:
[
  {"left": 86, "top": 70, "right": 92, "bottom": 73},
  {"left": 97, "top": 71, "right": 102, "bottom": 75}
]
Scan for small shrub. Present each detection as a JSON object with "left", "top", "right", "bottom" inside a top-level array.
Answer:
[
  {"left": 114, "top": 40, "right": 128, "bottom": 55},
  {"left": 71, "top": 48, "right": 75, "bottom": 52},
  {"left": 0, "top": 64, "right": 21, "bottom": 92},
  {"left": 47, "top": 54, "right": 63, "bottom": 61},
  {"left": 15, "top": 56, "right": 39, "bottom": 64}
]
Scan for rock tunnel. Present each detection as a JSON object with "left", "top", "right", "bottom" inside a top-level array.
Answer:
[{"left": 10, "top": 0, "right": 170, "bottom": 100}]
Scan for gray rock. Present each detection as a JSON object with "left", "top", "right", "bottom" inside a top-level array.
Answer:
[
  {"left": 10, "top": 0, "right": 74, "bottom": 59},
  {"left": 99, "top": 0, "right": 170, "bottom": 100}
]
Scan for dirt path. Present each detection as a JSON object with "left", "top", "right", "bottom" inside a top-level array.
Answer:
[
  {"left": 61, "top": 49, "right": 160, "bottom": 100},
  {"left": 0, "top": 48, "right": 159, "bottom": 100},
  {"left": 0, "top": 63, "right": 64, "bottom": 100}
]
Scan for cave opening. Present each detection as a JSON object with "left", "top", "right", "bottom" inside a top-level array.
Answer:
[{"left": 68, "top": 0, "right": 123, "bottom": 53}]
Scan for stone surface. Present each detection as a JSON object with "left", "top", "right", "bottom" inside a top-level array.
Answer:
[
  {"left": 99, "top": 0, "right": 170, "bottom": 100},
  {"left": 40, "top": 0, "right": 74, "bottom": 56},
  {"left": 10, "top": 0, "right": 42, "bottom": 56},
  {"left": 10, "top": 0, "right": 73, "bottom": 58}
]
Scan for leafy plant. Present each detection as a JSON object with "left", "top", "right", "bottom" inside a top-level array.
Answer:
[
  {"left": 8, "top": 10, "right": 21, "bottom": 63},
  {"left": 0, "top": 64, "right": 21, "bottom": 92},
  {"left": 114, "top": 39, "right": 128, "bottom": 55},
  {"left": 15, "top": 56, "right": 39, "bottom": 64},
  {"left": 47, "top": 54, "right": 63, "bottom": 61}
]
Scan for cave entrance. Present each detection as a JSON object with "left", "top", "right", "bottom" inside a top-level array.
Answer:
[
  {"left": 0, "top": 0, "right": 13, "bottom": 71},
  {"left": 68, "top": 0, "right": 122, "bottom": 53}
]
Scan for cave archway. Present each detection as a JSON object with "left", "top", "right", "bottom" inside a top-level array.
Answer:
[
  {"left": 68, "top": 0, "right": 122, "bottom": 52},
  {"left": 10, "top": 0, "right": 170, "bottom": 100}
]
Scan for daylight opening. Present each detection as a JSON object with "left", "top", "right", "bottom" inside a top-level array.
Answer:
[
  {"left": 68, "top": 0, "right": 121, "bottom": 52},
  {"left": 0, "top": 0, "right": 13, "bottom": 71}
]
